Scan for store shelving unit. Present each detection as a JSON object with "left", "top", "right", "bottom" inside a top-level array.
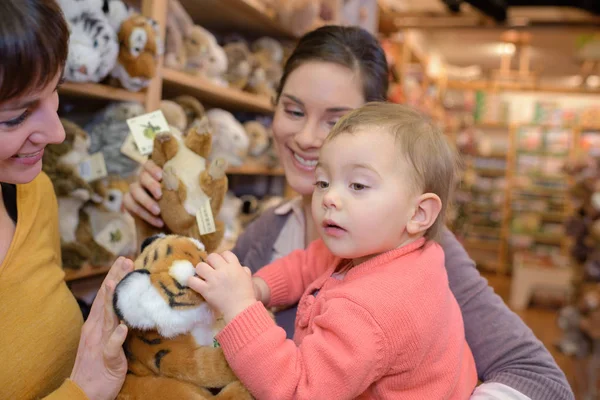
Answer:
[{"left": 59, "top": 0, "right": 295, "bottom": 281}]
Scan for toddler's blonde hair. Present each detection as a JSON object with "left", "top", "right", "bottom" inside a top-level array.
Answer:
[{"left": 326, "top": 102, "right": 459, "bottom": 241}]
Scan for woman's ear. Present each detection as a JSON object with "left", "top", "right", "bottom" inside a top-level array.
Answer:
[{"left": 406, "top": 193, "right": 442, "bottom": 236}]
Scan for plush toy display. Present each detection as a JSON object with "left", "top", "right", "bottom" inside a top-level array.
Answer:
[
  {"left": 78, "top": 177, "right": 137, "bottom": 266},
  {"left": 190, "top": 26, "right": 228, "bottom": 87},
  {"left": 113, "top": 234, "right": 253, "bottom": 400},
  {"left": 243, "top": 120, "right": 279, "bottom": 169},
  {"left": 174, "top": 95, "right": 206, "bottom": 130},
  {"left": 86, "top": 101, "right": 146, "bottom": 178},
  {"left": 223, "top": 42, "right": 253, "bottom": 90},
  {"left": 164, "top": 0, "right": 195, "bottom": 70},
  {"left": 150, "top": 118, "right": 229, "bottom": 254},
  {"left": 57, "top": 0, "right": 119, "bottom": 83},
  {"left": 110, "top": 13, "right": 163, "bottom": 92},
  {"left": 245, "top": 37, "right": 283, "bottom": 100},
  {"left": 43, "top": 119, "right": 100, "bottom": 269},
  {"left": 206, "top": 109, "right": 250, "bottom": 167},
  {"left": 160, "top": 100, "right": 189, "bottom": 133}
]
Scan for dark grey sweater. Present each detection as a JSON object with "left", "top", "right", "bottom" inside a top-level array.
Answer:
[{"left": 231, "top": 207, "right": 574, "bottom": 400}]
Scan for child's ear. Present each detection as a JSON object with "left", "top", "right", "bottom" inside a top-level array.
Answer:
[{"left": 406, "top": 193, "right": 442, "bottom": 236}]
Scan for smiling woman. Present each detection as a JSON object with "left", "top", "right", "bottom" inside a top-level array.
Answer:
[{"left": 0, "top": 1, "right": 135, "bottom": 400}]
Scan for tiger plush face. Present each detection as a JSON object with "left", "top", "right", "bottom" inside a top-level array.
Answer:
[
  {"left": 63, "top": 10, "right": 119, "bottom": 83},
  {"left": 113, "top": 234, "right": 216, "bottom": 339}
]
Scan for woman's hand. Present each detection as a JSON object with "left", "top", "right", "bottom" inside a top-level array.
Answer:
[
  {"left": 69, "top": 257, "right": 134, "bottom": 400},
  {"left": 188, "top": 251, "right": 257, "bottom": 323},
  {"left": 123, "top": 160, "right": 164, "bottom": 228}
]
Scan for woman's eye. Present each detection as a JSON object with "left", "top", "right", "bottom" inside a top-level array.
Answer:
[
  {"left": 284, "top": 109, "right": 304, "bottom": 118},
  {"left": 2, "top": 110, "right": 30, "bottom": 128},
  {"left": 327, "top": 119, "right": 340, "bottom": 128},
  {"left": 314, "top": 180, "right": 329, "bottom": 189},
  {"left": 350, "top": 183, "right": 367, "bottom": 191}
]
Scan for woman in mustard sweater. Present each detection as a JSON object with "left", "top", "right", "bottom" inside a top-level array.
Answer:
[{"left": 0, "top": 1, "right": 133, "bottom": 399}]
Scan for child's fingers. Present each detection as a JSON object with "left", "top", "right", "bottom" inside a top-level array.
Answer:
[
  {"left": 221, "top": 250, "right": 240, "bottom": 265},
  {"left": 187, "top": 276, "right": 208, "bottom": 294},
  {"left": 195, "top": 261, "right": 215, "bottom": 279},
  {"left": 243, "top": 266, "right": 252, "bottom": 277},
  {"left": 206, "top": 252, "right": 226, "bottom": 269}
]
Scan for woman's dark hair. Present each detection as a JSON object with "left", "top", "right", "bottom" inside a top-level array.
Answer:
[
  {"left": 276, "top": 25, "right": 389, "bottom": 104},
  {"left": 0, "top": 0, "right": 69, "bottom": 102}
]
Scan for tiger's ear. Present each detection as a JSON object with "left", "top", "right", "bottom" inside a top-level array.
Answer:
[{"left": 140, "top": 233, "right": 165, "bottom": 252}]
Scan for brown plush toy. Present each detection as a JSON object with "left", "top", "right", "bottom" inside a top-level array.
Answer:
[
  {"left": 110, "top": 13, "right": 162, "bottom": 92},
  {"left": 150, "top": 118, "right": 228, "bottom": 254},
  {"left": 114, "top": 233, "right": 253, "bottom": 400}
]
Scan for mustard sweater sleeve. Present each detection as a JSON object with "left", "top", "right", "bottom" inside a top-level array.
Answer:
[{"left": 42, "top": 379, "right": 89, "bottom": 400}]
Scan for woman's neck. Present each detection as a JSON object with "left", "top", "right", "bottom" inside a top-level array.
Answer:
[{"left": 302, "top": 194, "right": 320, "bottom": 246}]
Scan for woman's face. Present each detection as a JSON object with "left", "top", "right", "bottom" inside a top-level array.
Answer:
[
  {"left": 0, "top": 73, "right": 64, "bottom": 184},
  {"left": 272, "top": 61, "right": 365, "bottom": 195}
]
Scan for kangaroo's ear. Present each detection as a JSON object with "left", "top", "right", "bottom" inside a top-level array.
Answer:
[{"left": 140, "top": 233, "right": 165, "bottom": 253}]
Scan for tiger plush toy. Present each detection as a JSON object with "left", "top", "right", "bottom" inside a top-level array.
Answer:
[
  {"left": 57, "top": 0, "right": 119, "bottom": 83},
  {"left": 113, "top": 234, "right": 253, "bottom": 400}
]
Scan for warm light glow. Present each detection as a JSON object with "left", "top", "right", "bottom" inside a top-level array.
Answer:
[
  {"left": 498, "top": 43, "right": 516, "bottom": 55},
  {"left": 586, "top": 75, "right": 600, "bottom": 88}
]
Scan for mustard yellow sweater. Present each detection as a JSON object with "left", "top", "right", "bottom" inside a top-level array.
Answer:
[{"left": 0, "top": 173, "right": 88, "bottom": 399}]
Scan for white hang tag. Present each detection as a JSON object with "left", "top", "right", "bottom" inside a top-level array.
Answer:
[
  {"left": 94, "top": 219, "right": 130, "bottom": 255},
  {"left": 196, "top": 197, "right": 216, "bottom": 235},
  {"left": 126, "top": 110, "right": 170, "bottom": 156},
  {"left": 78, "top": 152, "right": 108, "bottom": 182},
  {"left": 120, "top": 133, "right": 149, "bottom": 164}
]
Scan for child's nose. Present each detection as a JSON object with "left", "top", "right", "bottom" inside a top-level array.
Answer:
[{"left": 323, "top": 189, "right": 341, "bottom": 210}]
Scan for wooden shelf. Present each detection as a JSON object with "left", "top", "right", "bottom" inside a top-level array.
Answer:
[
  {"left": 162, "top": 68, "right": 274, "bottom": 114},
  {"left": 64, "top": 263, "right": 111, "bottom": 282},
  {"left": 59, "top": 82, "right": 146, "bottom": 103},
  {"left": 178, "top": 0, "right": 296, "bottom": 39}
]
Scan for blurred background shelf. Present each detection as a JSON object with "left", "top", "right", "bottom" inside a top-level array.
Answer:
[
  {"left": 162, "top": 68, "right": 274, "bottom": 113},
  {"left": 59, "top": 82, "right": 146, "bottom": 103}
]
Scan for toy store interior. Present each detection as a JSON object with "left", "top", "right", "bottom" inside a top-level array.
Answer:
[{"left": 51, "top": 0, "right": 600, "bottom": 396}]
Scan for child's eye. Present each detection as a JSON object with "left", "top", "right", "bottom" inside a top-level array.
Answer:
[
  {"left": 2, "top": 110, "right": 30, "bottom": 128},
  {"left": 350, "top": 183, "right": 368, "bottom": 191},
  {"left": 314, "top": 180, "right": 329, "bottom": 189}
]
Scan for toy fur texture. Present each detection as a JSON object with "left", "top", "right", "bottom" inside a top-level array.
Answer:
[
  {"left": 110, "top": 13, "right": 162, "bottom": 92},
  {"left": 206, "top": 109, "right": 250, "bottom": 167},
  {"left": 150, "top": 119, "right": 228, "bottom": 254},
  {"left": 86, "top": 102, "right": 146, "bottom": 178},
  {"left": 113, "top": 234, "right": 253, "bottom": 400},
  {"left": 43, "top": 118, "right": 99, "bottom": 269},
  {"left": 57, "top": 0, "right": 119, "bottom": 83}
]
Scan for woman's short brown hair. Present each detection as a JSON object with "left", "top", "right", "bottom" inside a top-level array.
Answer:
[{"left": 0, "top": 0, "right": 69, "bottom": 102}]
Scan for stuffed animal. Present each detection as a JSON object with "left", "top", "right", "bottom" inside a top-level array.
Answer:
[
  {"left": 110, "top": 13, "right": 162, "bottom": 92},
  {"left": 223, "top": 42, "right": 253, "bottom": 90},
  {"left": 218, "top": 192, "right": 243, "bottom": 242},
  {"left": 206, "top": 109, "right": 250, "bottom": 167},
  {"left": 164, "top": 0, "right": 194, "bottom": 69},
  {"left": 150, "top": 118, "right": 229, "bottom": 254},
  {"left": 57, "top": 0, "right": 119, "bottom": 83},
  {"left": 86, "top": 101, "right": 146, "bottom": 178},
  {"left": 183, "top": 25, "right": 228, "bottom": 87},
  {"left": 173, "top": 95, "right": 206, "bottom": 130},
  {"left": 243, "top": 120, "right": 279, "bottom": 169},
  {"left": 244, "top": 37, "right": 283, "bottom": 100},
  {"left": 113, "top": 233, "right": 253, "bottom": 400},
  {"left": 43, "top": 119, "right": 101, "bottom": 269},
  {"left": 160, "top": 100, "right": 188, "bottom": 133}
]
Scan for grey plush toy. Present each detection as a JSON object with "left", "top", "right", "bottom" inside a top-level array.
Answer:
[{"left": 85, "top": 101, "right": 146, "bottom": 178}]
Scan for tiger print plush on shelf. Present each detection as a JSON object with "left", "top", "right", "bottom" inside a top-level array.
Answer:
[{"left": 57, "top": 0, "right": 120, "bottom": 83}]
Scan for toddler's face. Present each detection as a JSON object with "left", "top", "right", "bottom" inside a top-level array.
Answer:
[{"left": 311, "top": 130, "right": 420, "bottom": 263}]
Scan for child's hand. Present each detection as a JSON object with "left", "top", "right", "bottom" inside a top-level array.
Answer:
[{"left": 188, "top": 251, "right": 257, "bottom": 323}]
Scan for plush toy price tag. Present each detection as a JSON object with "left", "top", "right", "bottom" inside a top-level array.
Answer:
[
  {"left": 196, "top": 198, "right": 216, "bottom": 235},
  {"left": 120, "top": 133, "right": 149, "bottom": 164},
  {"left": 126, "top": 110, "right": 170, "bottom": 155},
  {"left": 94, "top": 220, "right": 130, "bottom": 256},
  {"left": 78, "top": 152, "right": 108, "bottom": 182}
]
